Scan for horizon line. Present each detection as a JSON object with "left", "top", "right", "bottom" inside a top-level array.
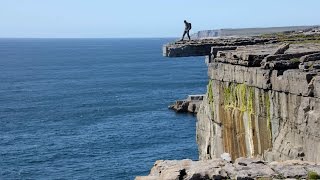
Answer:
[
  {"left": 0, "top": 37, "right": 179, "bottom": 39},
  {"left": 1, "top": 24, "right": 319, "bottom": 39}
]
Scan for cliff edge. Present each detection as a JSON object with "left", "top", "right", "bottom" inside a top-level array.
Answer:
[{"left": 137, "top": 29, "right": 320, "bottom": 179}]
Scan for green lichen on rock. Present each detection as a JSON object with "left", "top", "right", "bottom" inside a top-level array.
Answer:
[
  {"left": 207, "top": 80, "right": 215, "bottom": 117},
  {"left": 223, "top": 83, "right": 235, "bottom": 108},
  {"left": 290, "top": 57, "right": 300, "bottom": 63},
  {"left": 238, "top": 84, "right": 247, "bottom": 112},
  {"left": 208, "top": 80, "right": 213, "bottom": 105},
  {"left": 247, "top": 87, "right": 255, "bottom": 115},
  {"left": 308, "top": 171, "right": 320, "bottom": 179},
  {"left": 223, "top": 83, "right": 254, "bottom": 115}
]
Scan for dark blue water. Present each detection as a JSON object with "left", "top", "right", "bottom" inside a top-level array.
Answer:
[{"left": 0, "top": 38, "right": 207, "bottom": 180}]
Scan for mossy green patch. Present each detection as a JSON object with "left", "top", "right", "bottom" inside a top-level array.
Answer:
[
  {"left": 290, "top": 58, "right": 300, "bottom": 63},
  {"left": 223, "top": 83, "right": 254, "bottom": 115},
  {"left": 248, "top": 87, "right": 255, "bottom": 115},
  {"left": 308, "top": 171, "right": 320, "bottom": 179},
  {"left": 207, "top": 80, "right": 215, "bottom": 117},
  {"left": 208, "top": 80, "right": 213, "bottom": 104}
]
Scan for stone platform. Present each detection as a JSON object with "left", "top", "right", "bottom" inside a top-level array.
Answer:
[
  {"left": 163, "top": 32, "right": 320, "bottom": 58},
  {"left": 136, "top": 157, "right": 320, "bottom": 180},
  {"left": 163, "top": 38, "right": 275, "bottom": 57}
]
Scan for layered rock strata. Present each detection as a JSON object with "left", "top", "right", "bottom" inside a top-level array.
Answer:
[
  {"left": 164, "top": 32, "right": 320, "bottom": 58},
  {"left": 136, "top": 157, "right": 320, "bottom": 180},
  {"left": 198, "top": 42, "right": 320, "bottom": 163},
  {"left": 163, "top": 38, "right": 275, "bottom": 57}
]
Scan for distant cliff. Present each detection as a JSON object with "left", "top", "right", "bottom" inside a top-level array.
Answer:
[{"left": 191, "top": 25, "right": 318, "bottom": 39}]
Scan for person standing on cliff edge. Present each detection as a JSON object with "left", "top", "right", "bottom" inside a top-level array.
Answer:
[{"left": 181, "top": 20, "right": 192, "bottom": 41}]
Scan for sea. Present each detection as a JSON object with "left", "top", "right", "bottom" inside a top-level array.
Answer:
[{"left": 0, "top": 38, "right": 207, "bottom": 180}]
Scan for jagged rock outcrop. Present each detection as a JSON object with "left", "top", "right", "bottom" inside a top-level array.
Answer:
[
  {"left": 169, "top": 95, "right": 204, "bottom": 114},
  {"left": 136, "top": 157, "right": 320, "bottom": 180},
  {"left": 163, "top": 38, "right": 276, "bottom": 57},
  {"left": 164, "top": 31, "right": 320, "bottom": 58}
]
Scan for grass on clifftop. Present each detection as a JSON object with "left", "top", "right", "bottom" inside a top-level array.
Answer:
[{"left": 261, "top": 32, "right": 320, "bottom": 44}]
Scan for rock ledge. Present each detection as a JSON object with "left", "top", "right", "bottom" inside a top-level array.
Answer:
[
  {"left": 136, "top": 158, "right": 320, "bottom": 180},
  {"left": 168, "top": 95, "right": 204, "bottom": 114}
]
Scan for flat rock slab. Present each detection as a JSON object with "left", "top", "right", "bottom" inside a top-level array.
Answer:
[
  {"left": 136, "top": 158, "right": 320, "bottom": 180},
  {"left": 212, "top": 43, "right": 320, "bottom": 67},
  {"left": 163, "top": 38, "right": 275, "bottom": 57},
  {"left": 286, "top": 43, "right": 320, "bottom": 54}
]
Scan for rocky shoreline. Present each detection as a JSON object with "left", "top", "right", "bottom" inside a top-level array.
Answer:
[
  {"left": 168, "top": 95, "right": 204, "bottom": 114},
  {"left": 136, "top": 157, "right": 320, "bottom": 180}
]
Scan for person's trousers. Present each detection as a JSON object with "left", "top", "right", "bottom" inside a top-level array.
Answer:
[{"left": 182, "top": 30, "right": 190, "bottom": 40}]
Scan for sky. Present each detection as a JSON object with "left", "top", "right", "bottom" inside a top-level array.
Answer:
[{"left": 0, "top": 0, "right": 319, "bottom": 38}]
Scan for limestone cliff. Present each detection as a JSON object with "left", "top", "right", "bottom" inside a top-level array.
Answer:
[
  {"left": 163, "top": 30, "right": 320, "bottom": 163},
  {"left": 197, "top": 42, "right": 320, "bottom": 163},
  {"left": 136, "top": 30, "right": 320, "bottom": 179}
]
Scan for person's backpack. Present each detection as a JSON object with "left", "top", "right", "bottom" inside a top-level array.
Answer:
[{"left": 188, "top": 23, "right": 192, "bottom": 30}]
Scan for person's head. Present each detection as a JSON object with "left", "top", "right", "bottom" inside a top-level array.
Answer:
[{"left": 184, "top": 20, "right": 187, "bottom": 23}]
